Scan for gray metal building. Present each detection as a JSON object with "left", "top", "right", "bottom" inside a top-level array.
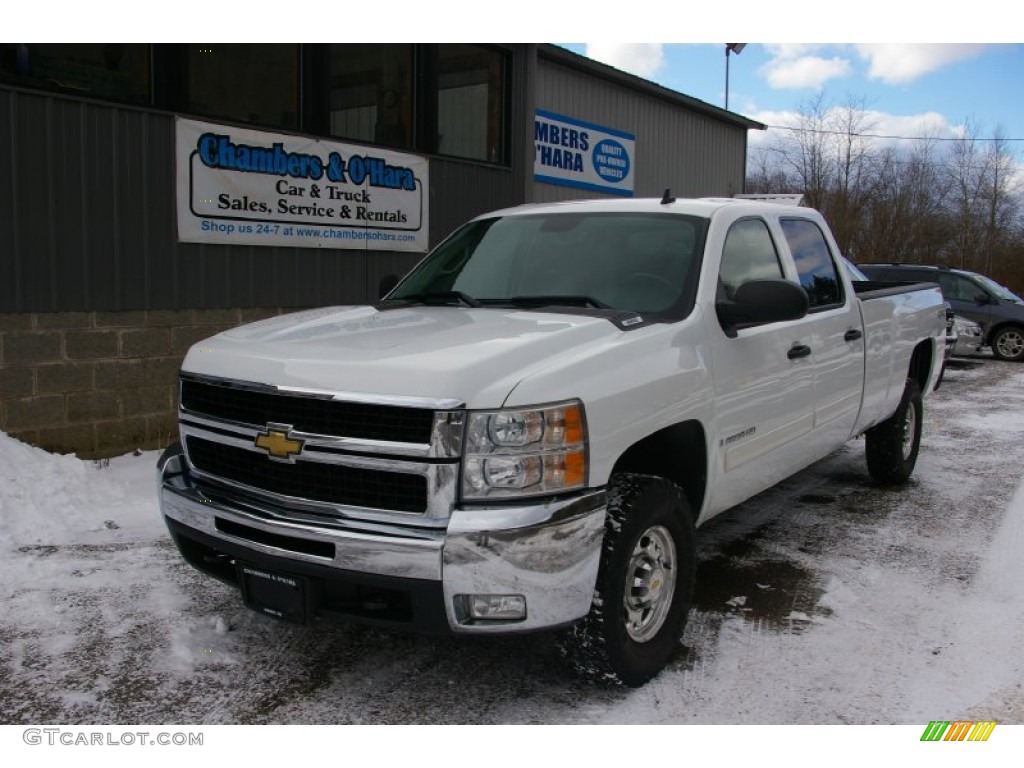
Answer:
[
  {"left": 0, "top": 43, "right": 762, "bottom": 457},
  {"left": 534, "top": 46, "right": 755, "bottom": 201}
]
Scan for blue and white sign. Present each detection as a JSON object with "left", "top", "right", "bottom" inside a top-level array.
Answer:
[
  {"left": 176, "top": 118, "right": 429, "bottom": 252},
  {"left": 533, "top": 110, "right": 635, "bottom": 196}
]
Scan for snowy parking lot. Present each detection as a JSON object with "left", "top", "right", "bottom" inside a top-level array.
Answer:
[{"left": 1, "top": 353, "right": 1023, "bottom": 726}]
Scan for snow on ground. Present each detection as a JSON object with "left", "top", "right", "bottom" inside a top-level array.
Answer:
[
  {"left": 0, "top": 355, "right": 1023, "bottom": 749},
  {"left": 0, "top": 438, "right": 163, "bottom": 548}
]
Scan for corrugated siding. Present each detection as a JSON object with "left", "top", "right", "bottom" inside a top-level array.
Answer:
[
  {"left": 429, "top": 159, "right": 519, "bottom": 242},
  {"left": 0, "top": 86, "right": 524, "bottom": 313},
  {"left": 533, "top": 58, "right": 750, "bottom": 203}
]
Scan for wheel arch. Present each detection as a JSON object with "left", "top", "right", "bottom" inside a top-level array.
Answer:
[
  {"left": 908, "top": 339, "right": 935, "bottom": 389},
  {"left": 987, "top": 321, "right": 1024, "bottom": 344},
  {"left": 610, "top": 420, "right": 707, "bottom": 521}
]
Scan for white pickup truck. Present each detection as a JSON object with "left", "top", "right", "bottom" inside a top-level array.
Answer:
[{"left": 158, "top": 195, "right": 946, "bottom": 686}]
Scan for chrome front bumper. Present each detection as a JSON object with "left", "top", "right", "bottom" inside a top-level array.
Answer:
[{"left": 158, "top": 443, "right": 605, "bottom": 634}]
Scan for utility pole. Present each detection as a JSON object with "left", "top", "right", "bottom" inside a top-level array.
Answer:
[{"left": 725, "top": 43, "right": 746, "bottom": 110}]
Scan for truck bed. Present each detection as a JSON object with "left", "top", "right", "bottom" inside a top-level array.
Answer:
[{"left": 853, "top": 281, "right": 944, "bottom": 435}]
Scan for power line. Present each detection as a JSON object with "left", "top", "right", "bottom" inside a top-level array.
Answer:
[
  {"left": 749, "top": 146, "right": 1024, "bottom": 178},
  {"left": 750, "top": 152, "right": 1022, "bottom": 177},
  {"left": 763, "top": 124, "right": 1024, "bottom": 142}
]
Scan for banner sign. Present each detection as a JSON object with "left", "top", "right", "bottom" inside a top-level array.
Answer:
[
  {"left": 175, "top": 118, "right": 429, "bottom": 251},
  {"left": 533, "top": 109, "right": 635, "bottom": 196}
]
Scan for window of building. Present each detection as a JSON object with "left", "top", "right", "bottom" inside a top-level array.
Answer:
[
  {"left": 437, "top": 44, "right": 506, "bottom": 163},
  {"left": 1, "top": 43, "right": 511, "bottom": 166},
  {"left": 781, "top": 218, "right": 844, "bottom": 309},
  {"left": 0, "top": 43, "right": 150, "bottom": 105},
  {"left": 718, "top": 218, "right": 784, "bottom": 300},
  {"left": 328, "top": 44, "right": 414, "bottom": 149},
  {"left": 183, "top": 44, "right": 299, "bottom": 130}
]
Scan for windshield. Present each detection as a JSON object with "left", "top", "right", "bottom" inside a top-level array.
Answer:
[
  {"left": 973, "top": 274, "right": 1023, "bottom": 304},
  {"left": 387, "top": 212, "right": 708, "bottom": 317}
]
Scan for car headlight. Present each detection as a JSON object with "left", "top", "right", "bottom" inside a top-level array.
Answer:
[{"left": 462, "top": 401, "right": 587, "bottom": 499}]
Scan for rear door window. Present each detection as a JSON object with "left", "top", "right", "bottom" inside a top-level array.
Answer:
[{"left": 780, "top": 218, "right": 844, "bottom": 310}]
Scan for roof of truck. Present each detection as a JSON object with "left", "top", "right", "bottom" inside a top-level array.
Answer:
[
  {"left": 481, "top": 196, "right": 815, "bottom": 221},
  {"left": 500, "top": 197, "right": 731, "bottom": 218}
]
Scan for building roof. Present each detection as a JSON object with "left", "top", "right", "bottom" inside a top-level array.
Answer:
[{"left": 538, "top": 44, "right": 766, "bottom": 132}]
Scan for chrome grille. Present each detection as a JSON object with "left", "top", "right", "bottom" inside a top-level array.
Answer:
[
  {"left": 185, "top": 436, "right": 429, "bottom": 513},
  {"left": 180, "top": 376, "right": 435, "bottom": 443}
]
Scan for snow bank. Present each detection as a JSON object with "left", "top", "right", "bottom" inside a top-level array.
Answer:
[{"left": 0, "top": 432, "right": 163, "bottom": 548}]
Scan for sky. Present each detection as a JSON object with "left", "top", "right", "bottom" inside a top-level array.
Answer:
[{"left": 559, "top": 43, "right": 1024, "bottom": 157}]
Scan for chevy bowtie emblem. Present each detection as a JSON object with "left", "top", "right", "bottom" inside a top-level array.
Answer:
[{"left": 254, "top": 425, "right": 304, "bottom": 462}]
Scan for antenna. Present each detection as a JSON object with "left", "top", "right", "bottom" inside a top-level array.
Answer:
[{"left": 661, "top": 188, "right": 676, "bottom": 205}]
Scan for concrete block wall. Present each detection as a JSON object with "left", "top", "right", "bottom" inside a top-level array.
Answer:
[{"left": 0, "top": 308, "right": 286, "bottom": 458}]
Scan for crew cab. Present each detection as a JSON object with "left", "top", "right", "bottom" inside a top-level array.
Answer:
[{"left": 158, "top": 196, "right": 946, "bottom": 686}]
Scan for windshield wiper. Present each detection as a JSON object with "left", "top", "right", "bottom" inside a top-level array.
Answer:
[
  {"left": 503, "top": 295, "right": 613, "bottom": 310},
  {"left": 389, "top": 291, "right": 482, "bottom": 307}
]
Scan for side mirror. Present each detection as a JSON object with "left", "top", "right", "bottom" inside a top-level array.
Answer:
[
  {"left": 717, "top": 279, "right": 810, "bottom": 338},
  {"left": 378, "top": 274, "right": 399, "bottom": 299}
]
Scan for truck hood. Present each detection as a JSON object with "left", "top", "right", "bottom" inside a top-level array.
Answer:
[{"left": 181, "top": 305, "right": 623, "bottom": 407}]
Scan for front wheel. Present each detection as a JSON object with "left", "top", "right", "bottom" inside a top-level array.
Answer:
[
  {"left": 865, "top": 379, "right": 923, "bottom": 485},
  {"left": 991, "top": 326, "right": 1024, "bottom": 361},
  {"left": 558, "top": 474, "right": 696, "bottom": 687}
]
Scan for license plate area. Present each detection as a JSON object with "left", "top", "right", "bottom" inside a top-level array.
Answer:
[{"left": 238, "top": 562, "right": 310, "bottom": 623}]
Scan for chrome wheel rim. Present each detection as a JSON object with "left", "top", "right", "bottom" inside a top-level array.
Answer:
[
  {"left": 997, "top": 330, "right": 1024, "bottom": 359},
  {"left": 902, "top": 400, "right": 918, "bottom": 461},
  {"left": 623, "top": 525, "right": 677, "bottom": 643}
]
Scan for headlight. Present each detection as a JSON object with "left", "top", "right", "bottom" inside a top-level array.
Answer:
[{"left": 462, "top": 401, "right": 587, "bottom": 499}]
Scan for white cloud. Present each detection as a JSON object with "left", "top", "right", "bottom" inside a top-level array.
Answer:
[
  {"left": 758, "top": 44, "right": 992, "bottom": 91},
  {"left": 745, "top": 109, "right": 802, "bottom": 149},
  {"left": 762, "top": 44, "right": 826, "bottom": 59},
  {"left": 854, "top": 44, "right": 989, "bottom": 84},
  {"left": 584, "top": 44, "right": 666, "bottom": 78},
  {"left": 761, "top": 55, "right": 853, "bottom": 89},
  {"left": 746, "top": 105, "right": 961, "bottom": 150}
]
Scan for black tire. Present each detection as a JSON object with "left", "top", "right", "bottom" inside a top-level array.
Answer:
[
  {"left": 865, "top": 379, "right": 923, "bottom": 485},
  {"left": 991, "top": 326, "right": 1024, "bottom": 361},
  {"left": 558, "top": 473, "right": 696, "bottom": 687}
]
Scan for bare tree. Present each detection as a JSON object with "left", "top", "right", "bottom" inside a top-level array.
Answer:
[
  {"left": 772, "top": 92, "right": 833, "bottom": 212},
  {"left": 860, "top": 136, "right": 950, "bottom": 263},
  {"left": 746, "top": 145, "right": 793, "bottom": 194},
  {"left": 745, "top": 92, "right": 1024, "bottom": 292},
  {"left": 752, "top": 93, "right": 885, "bottom": 257},
  {"left": 946, "top": 120, "right": 990, "bottom": 270},
  {"left": 978, "top": 128, "right": 1019, "bottom": 277},
  {"left": 826, "top": 96, "right": 884, "bottom": 260}
]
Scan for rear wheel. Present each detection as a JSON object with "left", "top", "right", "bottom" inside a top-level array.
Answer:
[
  {"left": 991, "top": 326, "right": 1024, "bottom": 361},
  {"left": 559, "top": 474, "right": 696, "bottom": 687},
  {"left": 865, "top": 379, "right": 923, "bottom": 485}
]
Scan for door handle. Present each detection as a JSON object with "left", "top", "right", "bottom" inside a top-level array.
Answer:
[
  {"left": 788, "top": 344, "right": 812, "bottom": 360},
  {"left": 844, "top": 329, "right": 863, "bottom": 342}
]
